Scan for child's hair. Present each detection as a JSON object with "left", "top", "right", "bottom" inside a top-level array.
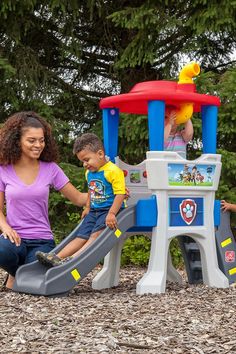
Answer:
[
  {"left": 73, "top": 133, "right": 104, "bottom": 154},
  {"left": 0, "top": 111, "right": 58, "bottom": 164}
]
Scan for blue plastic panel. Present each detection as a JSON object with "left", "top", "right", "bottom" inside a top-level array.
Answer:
[
  {"left": 169, "top": 197, "right": 204, "bottom": 226},
  {"left": 136, "top": 196, "right": 157, "bottom": 227}
]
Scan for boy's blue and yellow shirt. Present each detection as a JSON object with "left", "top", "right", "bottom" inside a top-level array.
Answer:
[{"left": 85, "top": 161, "right": 126, "bottom": 209}]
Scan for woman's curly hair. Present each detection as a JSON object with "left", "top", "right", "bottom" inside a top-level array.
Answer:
[{"left": 0, "top": 111, "right": 58, "bottom": 165}]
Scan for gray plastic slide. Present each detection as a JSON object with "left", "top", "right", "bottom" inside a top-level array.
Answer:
[
  {"left": 13, "top": 206, "right": 136, "bottom": 296},
  {"left": 215, "top": 211, "right": 236, "bottom": 284}
]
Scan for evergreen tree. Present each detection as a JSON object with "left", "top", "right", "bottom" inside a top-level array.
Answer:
[{"left": 1, "top": 1, "right": 236, "bottom": 128}]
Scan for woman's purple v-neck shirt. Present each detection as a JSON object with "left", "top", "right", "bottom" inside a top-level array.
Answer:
[{"left": 0, "top": 161, "right": 69, "bottom": 240}]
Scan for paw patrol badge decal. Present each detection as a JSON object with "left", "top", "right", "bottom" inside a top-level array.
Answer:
[{"left": 179, "top": 199, "right": 197, "bottom": 225}]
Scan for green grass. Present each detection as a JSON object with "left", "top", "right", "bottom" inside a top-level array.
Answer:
[{"left": 169, "top": 181, "right": 213, "bottom": 187}]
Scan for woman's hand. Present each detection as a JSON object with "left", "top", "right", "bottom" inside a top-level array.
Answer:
[
  {"left": 106, "top": 212, "right": 117, "bottom": 230},
  {"left": 1, "top": 226, "right": 21, "bottom": 246},
  {"left": 81, "top": 207, "right": 90, "bottom": 219}
]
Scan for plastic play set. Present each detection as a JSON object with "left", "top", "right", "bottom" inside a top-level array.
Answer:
[{"left": 13, "top": 62, "right": 236, "bottom": 296}]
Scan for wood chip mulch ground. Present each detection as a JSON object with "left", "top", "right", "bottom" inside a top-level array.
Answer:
[{"left": 0, "top": 266, "right": 236, "bottom": 354}]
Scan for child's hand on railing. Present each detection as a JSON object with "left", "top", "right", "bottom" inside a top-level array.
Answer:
[
  {"left": 106, "top": 212, "right": 117, "bottom": 230},
  {"left": 221, "top": 200, "right": 233, "bottom": 212}
]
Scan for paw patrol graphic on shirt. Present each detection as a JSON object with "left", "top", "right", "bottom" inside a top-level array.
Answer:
[
  {"left": 86, "top": 161, "right": 126, "bottom": 209},
  {"left": 179, "top": 199, "right": 197, "bottom": 225},
  {"left": 89, "top": 179, "right": 106, "bottom": 203}
]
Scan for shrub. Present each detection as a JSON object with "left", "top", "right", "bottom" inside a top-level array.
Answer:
[{"left": 121, "top": 235, "right": 184, "bottom": 268}]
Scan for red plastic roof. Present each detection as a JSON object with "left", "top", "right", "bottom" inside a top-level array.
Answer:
[{"left": 99, "top": 81, "right": 220, "bottom": 114}]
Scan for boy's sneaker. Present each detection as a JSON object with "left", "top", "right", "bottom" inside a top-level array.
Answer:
[
  {"left": 36, "top": 251, "right": 62, "bottom": 267},
  {"left": 60, "top": 256, "right": 73, "bottom": 265},
  {"left": 36, "top": 251, "right": 73, "bottom": 267}
]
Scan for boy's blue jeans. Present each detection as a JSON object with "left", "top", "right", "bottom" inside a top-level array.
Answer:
[{"left": 0, "top": 235, "right": 55, "bottom": 276}]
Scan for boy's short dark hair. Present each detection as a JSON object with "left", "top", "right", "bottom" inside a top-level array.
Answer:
[{"left": 73, "top": 133, "right": 104, "bottom": 154}]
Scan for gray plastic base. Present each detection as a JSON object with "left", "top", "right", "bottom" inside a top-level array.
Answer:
[{"left": 92, "top": 233, "right": 183, "bottom": 291}]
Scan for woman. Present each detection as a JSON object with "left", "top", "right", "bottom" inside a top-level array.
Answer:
[{"left": 0, "top": 111, "right": 87, "bottom": 290}]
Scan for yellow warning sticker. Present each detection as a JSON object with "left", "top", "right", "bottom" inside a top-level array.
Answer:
[
  {"left": 115, "top": 229, "right": 122, "bottom": 238},
  {"left": 71, "top": 269, "right": 81, "bottom": 281},
  {"left": 221, "top": 238, "right": 232, "bottom": 248},
  {"left": 229, "top": 268, "right": 236, "bottom": 276}
]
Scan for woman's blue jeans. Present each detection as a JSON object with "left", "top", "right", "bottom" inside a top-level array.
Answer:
[{"left": 0, "top": 235, "right": 55, "bottom": 276}]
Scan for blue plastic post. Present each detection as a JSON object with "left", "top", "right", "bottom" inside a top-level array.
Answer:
[
  {"left": 202, "top": 105, "right": 218, "bottom": 154},
  {"left": 214, "top": 199, "right": 221, "bottom": 227},
  {"left": 102, "top": 108, "right": 119, "bottom": 162},
  {"left": 148, "top": 100, "right": 165, "bottom": 151}
]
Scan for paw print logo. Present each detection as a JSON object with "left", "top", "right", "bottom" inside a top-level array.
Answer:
[
  {"left": 179, "top": 199, "right": 197, "bottom": 225},
  {"left": 183, "top": 203, "right": 194, "bottom": 218}
]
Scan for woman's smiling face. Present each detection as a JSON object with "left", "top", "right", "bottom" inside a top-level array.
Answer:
[{"left": 20, "top": 127, "right": 45, "bottom": 160}]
